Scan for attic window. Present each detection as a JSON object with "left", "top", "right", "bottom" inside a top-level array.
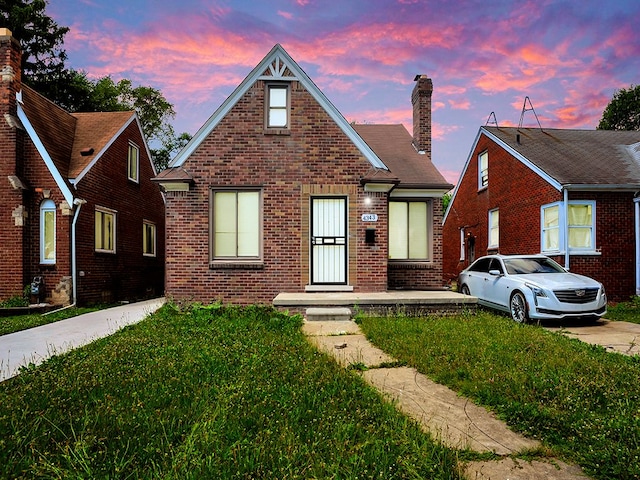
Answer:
[
  {"left": 265, "top": 83, "right": 290, "bottom": 132},
  {"left": 478, "top": 150, "right": 488, "bottom": 190},
  {"left": 128, "top": 142, "right": 139, "bottom": 183}
]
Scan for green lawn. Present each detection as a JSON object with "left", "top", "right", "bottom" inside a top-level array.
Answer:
[
  {"left": 358, "top": 311, "right": 640, "bottom": 480},
  {"left": 0, "top": 304, "right": 460, "bottom": 479},
  {"left": 0, "top": 305, "right": 110, "bottom": 336},
  {"left": 605, "top": 296, "right": 640, "bottom": 323}
]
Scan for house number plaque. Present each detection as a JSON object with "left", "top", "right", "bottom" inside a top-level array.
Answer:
[{"left": 361, "top": 214, "right": 378, "bottom": 222}]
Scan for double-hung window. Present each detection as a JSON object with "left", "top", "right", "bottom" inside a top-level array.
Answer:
[
  {"left": 541, "top": 201, "right": 596, "bottom": 252},
  {"left": 266, "top": 84, "right": 289, "bottom": 129},
  {"left": 143, "top": 221, "right": 156, "bottom": 257},
  {"left": 95, "top": 207, "right": 116, "bottom": 253},
  {"left": 568, "top": 203, "right": 594, "bottom": 250},
  {"left": 389, "top": 200, "right": 430, "bottom": 260},
  {"left": 40, "top": 199, "right": 56, "bottom": 264},
  {"left": 488, "top": 208, "right": 499, "bottom": 249},
  {"left": 478, "top": 150, "right": 488, "bottom": 189},
  {"left": 541, "top": 203, "right": 561, "bottom": 252},
  {"left": 210, "top": 189, "right": 261, "bottom": 262},
  {"left": 128, "top": 142, "right": 139, "bottom": 183}
]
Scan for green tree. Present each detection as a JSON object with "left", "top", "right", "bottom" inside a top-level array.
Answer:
[
  {"left": 1, "top": 0, "right": 189, "bottom": 171},
  {"left": 597, "top": 85, "right": 640, "bottom": 131},
  {"left": 442, "top": 191, "right": 452, "bottom": 213},
  {"left": 0, "top": 0, "right": 69, "bottom": 100},
  {"left": 81, "top": 76, "right": 191, "bottom": 171}
]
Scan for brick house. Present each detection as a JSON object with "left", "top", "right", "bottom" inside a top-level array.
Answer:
[
  {"left": 0, "top": 28, "right": 165, "bottom": 306},
  {"left": 443, "top": 125, "right": 640, "bottom": 302},
  {"left": 154, "top": 44, "right": 452, "bottom": 304}
]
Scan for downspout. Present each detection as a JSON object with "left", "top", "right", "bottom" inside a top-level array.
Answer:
[
  {"left": 43, "top": 198, "right": 85, "bottom": 316},
  {"left": 563, "top": 188, "right": 569, "bottom": 270},
  {"left": 71, "top": 199, "right": 86, "bottom": 305},
  {"left": 635, "top": 195, "right": 640, "bottom": 296}
]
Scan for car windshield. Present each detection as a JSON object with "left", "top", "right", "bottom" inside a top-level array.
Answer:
[{"left": 503, "top": 257, "right": 565, "bottom": 275}]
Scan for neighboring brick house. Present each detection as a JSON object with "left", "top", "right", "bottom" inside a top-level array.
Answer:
[
  {"left": 154, "top": 44, "right": 452, "bottom": 304},
  {"left": 443, "top": 125, "right": 640, "bottom": 302},
  {"left": 0, "top": 28, "right": 165, "bottom": 306}
]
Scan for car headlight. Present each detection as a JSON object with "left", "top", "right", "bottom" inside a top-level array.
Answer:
[
  {"left": 525, "top": 283, "right": 547, "bottom": 306},
  {"left": 525, "top": 283, "right": 547, "bottom": 297}
]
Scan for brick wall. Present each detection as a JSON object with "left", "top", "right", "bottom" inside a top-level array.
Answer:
[
  {"left": 389, "top": 196, "right": 445, "bottom": 289},
  {"left": 0, "top": 30, "right": 26, "bottom": 299},
  {"left": 23, "top": 141, "right": 73, "bottom": 303},
  {"left": 164, "top": 80, "right": 390, "bottom": 304},
  {"left": 548, "top": 191, "right": 636, "bottom": 302},
  {"left": 74, "top": 123, "right": 165, "bottom": 305},
  {"left": 443, "top": 131, "right": 637, "bottom": 301}
]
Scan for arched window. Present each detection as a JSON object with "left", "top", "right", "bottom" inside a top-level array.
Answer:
[{"left": 40, "top": 199, "right": 56, "bottom": 264}]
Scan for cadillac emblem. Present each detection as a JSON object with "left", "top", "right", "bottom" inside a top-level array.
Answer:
[{"left": 575, "top": 289, "right": 586, "bottom": 297}]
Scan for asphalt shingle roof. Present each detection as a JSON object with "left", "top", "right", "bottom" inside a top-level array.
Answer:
[
  {"left": 483, "top": 126, "right": 640, "bottom": 187},
  {"left": 21, "top": 85, "right": 135, "bottom": 181},
  {"left": 354, "top": 123, "right": 452, "bottom": 189}
]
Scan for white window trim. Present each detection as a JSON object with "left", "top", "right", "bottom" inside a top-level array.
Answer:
[
  {"left": 95, "top": 206, "right": 117, "bottom": 254},
  {"left": 40, "top": 199, "right": 56, "bottom": 264},
  {"left": 143, "top": 220, "right": 156, "bottom": 257},
  {"left": 488, "top": 208, "right": 499, "bottom": 249},
  {"left": 478, "top": 150, "right": 488, "bottom": 190},
  {"left": 388, "top": 199, "right": 432, "bottom": 261},
  {"left": 265, "top": 83, "right": 290, "bottom": 130},
  {"left": 540, "top": 200, "right": 597, "bottom": 254},
  {"left": 128, "top": 141, "right": 140, "bottom": 183},
  {"left": 210, "top": 188, "right": 263, "bottom": 264},
  {"left": 541, "top": 201, "right": 562, "bottom": 254}
]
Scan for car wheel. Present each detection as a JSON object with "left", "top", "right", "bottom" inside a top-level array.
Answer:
[
  {"left": 510, "top": 291, "right": 529, "bottom": 323},
  {"left": 460, "top": 284, "right": 470, "bottom": 295}
]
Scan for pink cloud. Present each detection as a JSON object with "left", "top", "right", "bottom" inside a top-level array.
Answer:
[
  {"left": 438, "top": 85, "right": 466, "bottom": 95},
  {"left": 448, "top": 99, "right": 471, "bottom": 110},
  {"left": 278, "top": 10, "right": 294, "bottom": 20},
  {"left": 432, "top": 123, "right": 460, "bottom": 141}
]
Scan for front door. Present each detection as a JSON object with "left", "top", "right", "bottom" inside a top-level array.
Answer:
[{"left": 311, "top": 197, "right": 347, "bottom": 284}]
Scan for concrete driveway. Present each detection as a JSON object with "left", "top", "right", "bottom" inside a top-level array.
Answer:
[
  {"left": 0, "top": 298, "right": 165, "bottom": 382},
  {"left": 542, "top": 318, "right": 640, "bottom": 356}
]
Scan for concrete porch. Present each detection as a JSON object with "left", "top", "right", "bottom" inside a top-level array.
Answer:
[{"left": 273, "top": 290, "right": 477, "bottom": 319}]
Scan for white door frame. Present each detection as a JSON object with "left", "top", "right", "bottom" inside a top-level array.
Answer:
[{"left": 310, "top": 196, "right": 348, "bottom": 285}]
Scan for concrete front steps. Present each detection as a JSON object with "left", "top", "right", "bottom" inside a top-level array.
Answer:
[
  {"left": 273, "top": 290, "right": 477, "bottom": 318},
  {"left": 305, "top": 307, "right": 352, "bottom": 321}
]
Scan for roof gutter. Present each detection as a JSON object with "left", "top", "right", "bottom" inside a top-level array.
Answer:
[{"left": 562, "top": 183, "right": 640, "bottom": 192}]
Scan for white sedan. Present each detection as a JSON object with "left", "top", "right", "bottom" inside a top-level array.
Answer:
[{"left": 458, "top": 254, "right": 607, "bottom": 323}]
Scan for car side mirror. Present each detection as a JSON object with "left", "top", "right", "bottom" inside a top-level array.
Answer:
[{"left": 488, "top": 269, "right": 503, "bottom": 276}]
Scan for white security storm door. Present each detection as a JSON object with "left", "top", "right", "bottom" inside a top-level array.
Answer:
[{"left": 311, "top": 197, "right": 347, "bottom": 284}]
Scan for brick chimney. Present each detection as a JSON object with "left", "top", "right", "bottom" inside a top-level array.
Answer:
[
  {"left": 0, "top": 28, "right": 21, "bottom": 118},
  {"left": 411, "top": 74, "right": 432, "bottom": 157},
  {"left": 0, "top": 28, "right": 27, "bottom": 299}
]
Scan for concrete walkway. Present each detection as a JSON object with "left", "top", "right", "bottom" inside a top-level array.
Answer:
[
  {"left": 303, "top": 319, "right": 590, "bottom": 480},
  {"left": 0, "top": 298, "right": 165, "bottom": 382},
  {"left": 544, "top": 318, "right": 640, "bottom": 356}
]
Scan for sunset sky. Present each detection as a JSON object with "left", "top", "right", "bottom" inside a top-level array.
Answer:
[{"left": 49, "top": 0, "right": 640, "bottom": 184}]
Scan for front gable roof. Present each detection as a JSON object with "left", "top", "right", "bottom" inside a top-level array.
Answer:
[
  {"left": 484, "top": 126, "right": 640, "bottom": 188},
  {"left": 170, "top": 44, "right": 387, "bottom": 170},
  {"left": 70, "top": 111, "right": 138, "bottom": 181},
  {"left": 443, "top": 126, "right": 640, "bottom": 225},
  {"left": 17, "top": 85, "right": 145, "bottom": 204}
]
